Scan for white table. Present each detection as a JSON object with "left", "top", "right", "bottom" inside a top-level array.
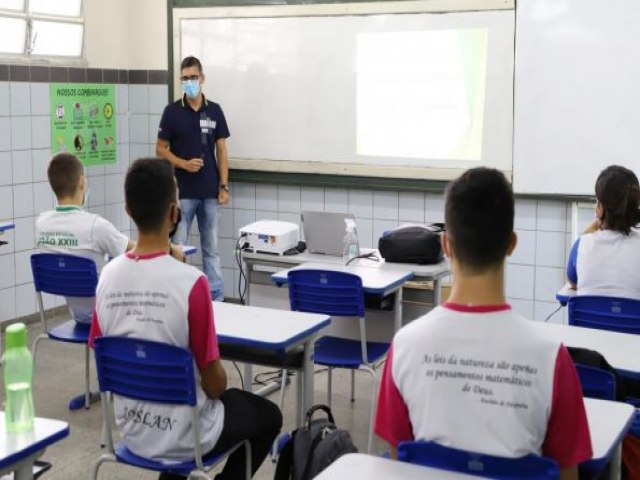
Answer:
[
  {"left": 585, "top": 398, "right": 635, "bottom": 479},
  {"left": 313, "top": 453, "right": 488, "bottom": 479},
  {"left": 0, "top": 415, "right": 69, "bottom": 480},
  {"left": 532, "top": 322, "right": 640, "bottom": 377},
  {"left": 0, "top": 222, "right": 14, "bottom": 247},
  {"left": 213, "top": 302, "right": 330, "bottom": 425}
]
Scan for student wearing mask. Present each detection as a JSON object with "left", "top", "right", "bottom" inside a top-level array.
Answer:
[
  {"left": 375, "top": 168, "right": 592, "bottom": 480},
  {"left": 567, "top": 165, "right": 640, "bottom": 298}
]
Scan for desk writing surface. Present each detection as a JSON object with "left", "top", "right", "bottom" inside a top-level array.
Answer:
[
  {"left": 532, "top": 322, "right": 640, "bottom": 375},
  {"left": 213, "top": 302, "right": 330, "bottom": 350},
  {"left": 584, "top": 398, "right": 634, "bottom": 462},
  {"left": 271, "top": 262, "right": 413, "bottom": 295},
  {"left": 0, "top": 223, "right": 14, "bottom": 233}
]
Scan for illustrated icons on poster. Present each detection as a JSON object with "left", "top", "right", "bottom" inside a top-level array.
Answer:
[
  {"left": 103, "top": 102, "right": 113, "bottom": 120},
  {"left": 55, "top": 104, "right": 65, "bottom": 120}
]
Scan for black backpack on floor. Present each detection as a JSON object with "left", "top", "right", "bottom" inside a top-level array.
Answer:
[{"left": 273, "top": 405, "right": 358, "bottom": 480}]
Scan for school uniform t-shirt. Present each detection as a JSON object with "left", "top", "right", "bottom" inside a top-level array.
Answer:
[
  {"left": 375, "top": 303, "right": 592, "bottom": 469},
  {"left": 89, "top": 252, "right": 224, "bottom": 463},
  {"left": 35, "top": 206, "right": 129, "bottom": 323},
  {"left": 567, "top": 229, "right": 640, "bottom": 299}
]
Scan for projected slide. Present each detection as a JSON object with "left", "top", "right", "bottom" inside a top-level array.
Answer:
[{"left": 357, "top": 28, "right": 488, "bottom": 161}]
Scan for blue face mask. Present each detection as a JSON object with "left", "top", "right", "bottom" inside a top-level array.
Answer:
[{"left": 182, "top": 79, "right": 200, "bottom": 99}]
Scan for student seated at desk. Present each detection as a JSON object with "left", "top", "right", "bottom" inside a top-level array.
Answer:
[
  {"left": 375, "top": 168, "right": 592, "bottom": 479},
  {"left": 35, "top": 153, "right": 185, "bottom": 324},
  {"left": 89, "top": 158, "right": 282, "bottom": 480},
  {"left": 566, "top": 165, "right": 640, "bottom": 298}
]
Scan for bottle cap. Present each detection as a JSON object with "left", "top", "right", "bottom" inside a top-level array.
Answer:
[{"left": 5, "top": 322, "right": 28, "bottom": 350}]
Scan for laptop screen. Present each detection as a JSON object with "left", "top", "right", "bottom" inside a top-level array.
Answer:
[{"left": 301, "top": 211, "right": 358, "bottom": 256}]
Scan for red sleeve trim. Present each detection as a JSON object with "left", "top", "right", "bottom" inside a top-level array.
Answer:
[
  {"left": 188, "top": 275, "right": 220, "bottom": 371},
  {"left": 88, "top": 308, "right": 103, "bottom": 349},
  {"left": 374, "top": 345, "right": 414, "bottom": 447},
  {"left": 442, "top": 302, "right": 511, "bottom": 313},
  {"left": 542, "top": 344, "right": 593, "bottom": 468}
]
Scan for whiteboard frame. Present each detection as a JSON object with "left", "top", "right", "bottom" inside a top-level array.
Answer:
[{"left": 173, "top": 0, "right": 515, "bottom": 181}]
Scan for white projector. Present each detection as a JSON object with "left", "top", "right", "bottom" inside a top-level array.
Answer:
[{"left": 239, "top": 220, "right": 299, "bottom": 255}]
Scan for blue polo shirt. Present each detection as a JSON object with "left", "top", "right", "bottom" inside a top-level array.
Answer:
[{"left": 158, "top": 95, "right": 230, "bottom": 199}]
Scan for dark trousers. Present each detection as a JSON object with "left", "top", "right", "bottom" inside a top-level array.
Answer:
[{"left": 159, "top": 388, "right": 283, "bottom": 480}]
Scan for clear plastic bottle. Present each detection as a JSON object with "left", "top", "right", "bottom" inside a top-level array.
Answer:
[
  {"left": 343, "top": 218, "right": 359, "bottom": 263},
  {"left": 2, "top": 322, "right": 34, "bottom": 433}
]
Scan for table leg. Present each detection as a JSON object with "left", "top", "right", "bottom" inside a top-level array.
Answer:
[
  {"left": 394, "top": 288, "right": 404, "bottom": 332},
  {"left": 301, "top": 338, "right": 315, "bottom": 426},
  {"left": 14, "top": 463, "right": 34, "bottom": 480},
  {"left": 434, "top": 278, "right": 442, "bottom": 307},
  {"left": 243, "top": 363, "right": 253, "bottom": 392},
  {"left": 243, "top": 258, "right": 252, "bottom": 306},
  {"left": 607, "top": 444, "right": 622, "bottom": 480}
]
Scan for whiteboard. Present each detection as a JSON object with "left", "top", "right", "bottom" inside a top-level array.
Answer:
[
  {"left": 513, "top": 0, "right": 640, "bottom": 195},
  {"left": 175, "top": 2, "right": 514, "bottom": 180}
]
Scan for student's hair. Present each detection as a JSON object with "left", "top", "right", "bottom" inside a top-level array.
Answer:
[
  {"left": 595, "top": 165, "right": 640, "bottom": 235},
  {"left": 181, "top": 56, "right": 203, "bottom": 73},
  {"left": 125, "top": 158, "right": 176, "bottom": 233},
  {"left": 444, "top": 167, "right": 514, "bottom": 273},
  {"left": 47, "top": 153, "right": 83, "bottom": 199}
]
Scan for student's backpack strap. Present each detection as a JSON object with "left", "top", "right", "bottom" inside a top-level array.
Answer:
[{"left": 273, "top": 430, "right": 298, "bottom": 480}]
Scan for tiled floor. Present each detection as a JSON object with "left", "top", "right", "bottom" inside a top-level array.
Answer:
[{"left": 3, "top": 316, "right": 386, "bottom": 479}]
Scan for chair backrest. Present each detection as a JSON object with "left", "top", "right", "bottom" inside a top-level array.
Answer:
[
  {"left": 575, "top": 364, "right": 616, "bottom": 401},
  {"left": 568, "top": 295, "right": 640, "bottom": 334},
  {"left": 287, "top": 269, "right": 365, "bottom": 318},
  {"left": 30, "top": 253, "right": 98, "bottom": 297},
  {"left": 397, "top": 441, "right": 559, "bottom": 480},
  {"left": 93, "top": 336, "right": 198, "bottom": 406}
]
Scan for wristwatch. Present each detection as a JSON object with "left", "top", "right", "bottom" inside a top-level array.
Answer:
[{"left": 220, "top": 184, "right": 229, "bottom": 192}]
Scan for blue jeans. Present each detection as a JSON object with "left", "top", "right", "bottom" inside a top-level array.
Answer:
[{"left": 172, "top": 198, "right": 224, "bottom": 301}]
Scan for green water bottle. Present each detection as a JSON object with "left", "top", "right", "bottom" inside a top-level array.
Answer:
[{"left": 2, "top": 323, "right": 34, "bottom": 433}]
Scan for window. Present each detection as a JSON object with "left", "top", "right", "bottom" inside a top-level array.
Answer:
[{"left": 0, "top": 0, "right": 83, "bottom": 58}]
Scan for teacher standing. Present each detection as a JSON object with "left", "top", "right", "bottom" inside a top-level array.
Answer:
[{"left": 156, "top": 55, "right": 230, "bottom": 302}]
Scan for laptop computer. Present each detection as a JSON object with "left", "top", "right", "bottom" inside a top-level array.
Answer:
[{"left": 301, "top": 211, "right": 358, "bottom": 256}]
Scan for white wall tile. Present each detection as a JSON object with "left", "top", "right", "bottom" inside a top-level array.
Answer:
[
  {"left": 232, "top": 183, "right": 255, "bottom": 210},
  {"left": 148, "top": 85, "right": 168, "bottom": 115},
  {"left": 256, "top": 184, "right": 278, "bottom": 211},
  {"left": 301, "top": 187, "right": 324, "bottom": 212},
  {"left": 104, "top": 204, "right": 123, "bottom": 231},
  {"left": 278, "top": 185, "right": 300, "bottom": 213},
  {"left": 514, "top": 198, "right": 537, "bottom": 230},
  {"left": 219, "top": 207, "right": 234, "bottom": 239},
  {"left": 15, "top": 282, "right": 36, "bottom": 317},
  {"left": 105, "top": 174, "right": 123, "bottom": 205},
  {"left": 535, "top": 231, "right": 566, "bottom": 268},
  {"left": 222, "top": 267, "right": 235, "bottom": 300},
  {"left": 117, "top": 114, "right": 129, "bottom": 144},
  {"left": 12, "top": 150, "right": 32, "bottom": 184},
  {"left": 14, "top": 250, "right": 33, "bottom": 285},
  {"left": 31, "top": 148, "right": 50, "bottom": 183},
  {"left": 425, "top": 192, "right": 445, "bottom": 223},
  {"left": 537, "top": 200, "right": 566, "bottom": 232},
  {"left": 30, "top": 83, "right": 49, "bottom": 115},
  {"left": 117, "top": 143, "right": 130, "bottom": 174},
  {"left": 348, "top": 189, "right": 373, "bottom": 219},
  {"left": 256, "top": 210, "right": 277, "bottom": 222},
  {"left": 31, "top": 116, "right": 50, "bottom": 149},
  {"left": 11, "top": 116, "right": 31, "bottom": 150},
  {"left": 10, "top": 82, "right": 30, "bottom": 116},
  {"left": 356, "top": 218, "right": 373, "bottom": 249},
  {"left": 0, "top": 151, "right": 12, "bottom": 186},
  {"left": 0, "top": 286, "right": 16, "bottom": 322},
  {"left": 116, "top": 84, "right": 129, "bottom": 114},
  {"left": 576, "top": 203, "right": 597, "bottom": 234},
  {"left": 325, "top": 188, "right": 348, "bottom": 213},
  {"left": 233, "top": 209, "right": 256, "bottom": 233},
  {"left": 278, "top": 212, "right": 299, "bottom": 225},
  {"left": 87, "top": 175, "right": 106, "bottom": 207},
  {"left": 509, "top": 229, "right": 535, "bottom": 266},
  {"left": 33, "top": 182, "right": 54, "bottom": 216},
  {"left": 0, "top": 117, "right": 10, "bottom": 151},
  {"left": 533, "top": 301, "right": 566, "bottom": 324},
  {"left": 148, "top": 114, "right": 161, "bottom": 143},
  {"left": 128, "top": 85, "right": 149, "bottom": 114},
  {"left": 373, "top": 219, "right": 398, "bottom": 246},
  {"left": 129, "top": 143, "right": 148, "bottom": 164},
  {"left": 534, "top": 266, "right": 565, "bottom": 302},
  {"left": 399, "top": 191, "right": 425, "bottom": 223},
  {"left": 505, "top": 264, "right": 535, "bottom": 300},
  {"left": 373, "top": 191, "right": 399, "bottom": 220},
  {"left": 129, "top": 114, "right": 149, "bottom": 144},
  {"left": 0, "top": 254, "right": 15, "bottom": 289},
  {"left": 0, "top": 82, "right": 9, "bottom": 116},
  {"left": 219, "top": 237, "right": 235, "bottom": 268},
  {"left": 13, "top": 216, "right": 34, "bottom": 252},
  {"left": 13, "top": 183, "right": 33, "bottom": 218},
  {"left": 0, "top": 185, "right": 13, "bottom": 219},
  {"left": 86, "top": 164, "right": 105, "bottom": 177},
  {"left": 508, "top": 298, "right": 534, "bottom": 319}
]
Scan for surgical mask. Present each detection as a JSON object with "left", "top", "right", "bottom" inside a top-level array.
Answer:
[
  {"left": 82, "top": 187, "right": 90, "bottom": 208},
  {"left": 182, "top": 79, "right": 200, "bottom": 99},
  {"left": 169, "top": 207, "right": 182, "bottom": 239}
]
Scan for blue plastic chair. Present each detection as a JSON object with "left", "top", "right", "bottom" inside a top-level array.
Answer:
[
  {"left": 568, "top": 296, "right": 640, "bottom": 334},
  {"left": 30, "top": 252, "right": 99, "bottom": 410},
  {"left": 286, "top": 269, "right": 389, "bottom": 453},
  {"left": 397, "top": 441, "right": 559, "bottom": 479},
  {"left": 91, "top": 336, "right": 251, "bottom": 480},
  {"left": 575, "top": 364, "right": 617, "bottom": 401}
]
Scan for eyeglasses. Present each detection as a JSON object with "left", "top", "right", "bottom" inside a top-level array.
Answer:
[{"left": 180, "top": 75, "right": 200, "bottom": 82}]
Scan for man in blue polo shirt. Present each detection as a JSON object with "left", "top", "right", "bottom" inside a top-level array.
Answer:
[{"left": 156, "top": 56, "right": 230, "bottom": 301}]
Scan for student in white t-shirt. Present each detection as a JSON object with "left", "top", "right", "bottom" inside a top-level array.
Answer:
[
  {"left": 375, "top": 168, "right": 592, "bottom": 479},
  {"left": 567, "top": 165, "right": 640, "bottom": 299},
  {"left": 89, "top": 158, "right": 282, "bottom": 479}
]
